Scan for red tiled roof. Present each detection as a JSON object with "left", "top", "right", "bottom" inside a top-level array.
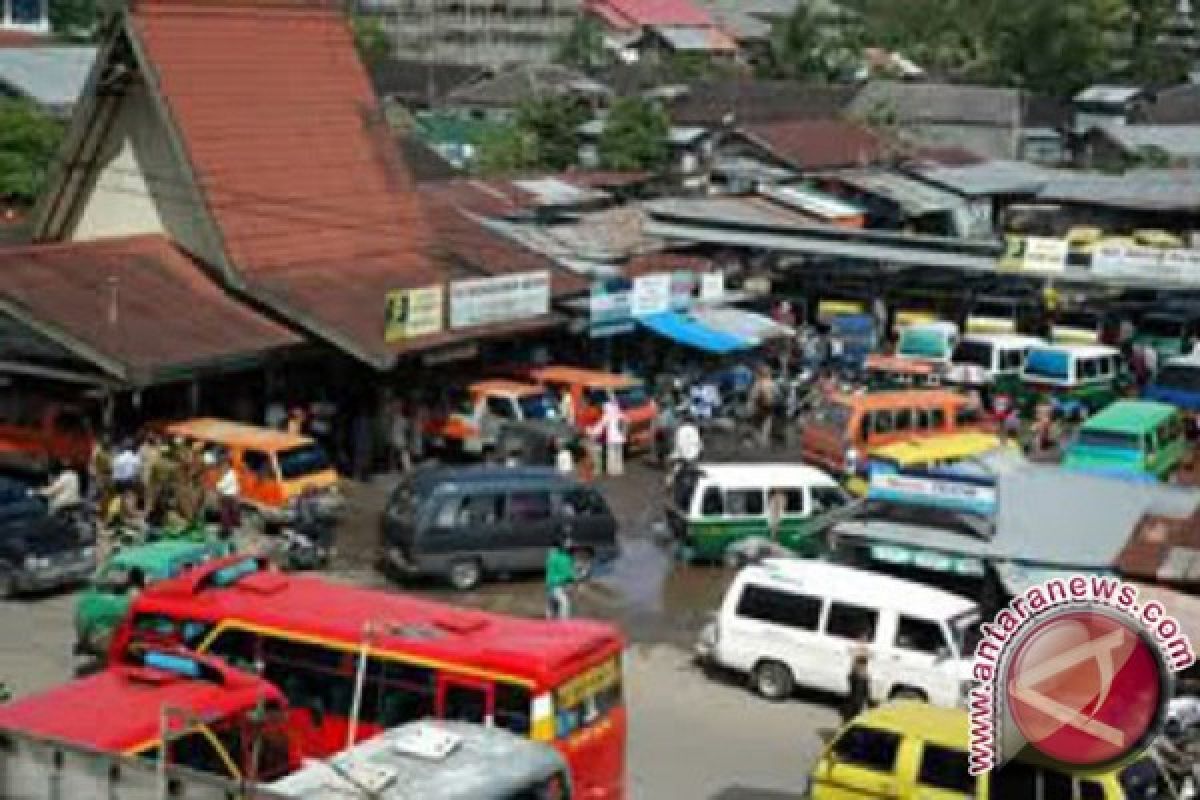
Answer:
[
  {"left": 421, "top": 181, "right": 588, "bottom": 297},
  {"left": 131, "top": 0, "right": 437, "bottom": 368},
  {"left": 740, "top": 120, "right": 885, "bottom": 171},
  {"left": 0, "top": 235, "right": 300, "bottom": 382},
  {"left": 585, "top": 0, "right": 714, "bottom": 29}
]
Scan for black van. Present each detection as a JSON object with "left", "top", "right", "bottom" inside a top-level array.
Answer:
[
  {"left": 380, "top": 466, "right": 619, "bottom": 590},
  {"left": 0, "top": 476, "right": 95, "bottom": 598}
]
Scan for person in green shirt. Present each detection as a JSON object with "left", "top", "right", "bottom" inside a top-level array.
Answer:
[{"left": 545, "top": 536, "right": 576, "bottom": 620}]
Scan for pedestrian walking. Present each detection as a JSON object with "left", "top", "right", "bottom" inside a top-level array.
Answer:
[
  {"left": 390, "top": 400, "right": 412, "bottom": 473},
  {"left": 767, "top": 488, "right": 786, "bottom": 544},
  {"left": 175, "top": 443, "right": 205, "bottom": 524},
  {"left": 558, "top": 389, "right": 575, "bottom": 426},
  {"left": 589, "top": 397, "right": 626, "bottom": 476},
  {"left": 842, "top": 631, "right": 872, "bottom": 721},
  {"left": 112, "top": 439, "right": 141, "bottom": 496},
  {"left": 87, "top": 434, "right": 113, "bottom": 506},
  {"left": 140, "top": 435, "right": 165, "bottom": 517},
  {"left": 668, "top": 412, "right": 702, "bottom": 486},
  {"left": 749, "top": 365, "right": 778, "bottom": 448},
  {"left": 215, "top": 454, "right": 240, "bottom": 542},
  {"left": 545, "top": 536, "right": 576, "bottom": 620}
]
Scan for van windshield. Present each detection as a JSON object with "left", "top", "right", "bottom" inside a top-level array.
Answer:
[
  {"left": 614, "top": 384, "right": 650, "bottom": 411},
  {"left": 1153, "top": 365, "right": 1200, "bottom": 393},
  {"left": 811, "top": 401, "right": 852, "bottom": 432},
  {"left": 517, "top": 392, "right": 560, "bottom": 420},
  {"left": 277, "top": 444, "right": 331, "bottom": 480},
  {"left": 952, "top": 340, "right": 992, "bottom": 369},
  {"left": 950, "top": 611, "right": 982, "bottom": 656},
  {"left": 899, "top": 329, "right": 950, "bottom": 358}
]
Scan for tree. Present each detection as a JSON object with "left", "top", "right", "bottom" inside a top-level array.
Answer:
[
  {"left": 476, "top": 126, "right": 537, "bottom": 176},
  {"left": 516, "top": 95, "right": 591, "bottom": 171},
  {"left": 598, "top": 96, "right": 669, "bottom": 171},
  {"left": 1124, "top": 0, "right": 1191, "bottom": 85},
  {"left": 50, "top": 0, "right": 99, "bottom": 40},
  {"left": 351, "top": 14, "right": 391, "bottom": 66},
  {"left": 557, "top": 16, "right": 606, "bottom": 71},
  {"left": 0, "top": 100, "right": 65, "bottom": 204},
  {"left": 763, "top": 2, "right": 854, "bottom": 81}
]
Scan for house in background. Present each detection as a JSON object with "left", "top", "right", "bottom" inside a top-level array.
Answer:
[
  {"left": 1078, "top": 124, "right": 1200, "bottom": 170},
  {"left": 441, "top": 63, "right": 609, "bottom": 124},
  {"left": 0, "top": 45, "right": 95, "bottom": 117},
  {"left": 0, "top": 0, "right": 48, "bottom": 36},
  {"left": 713, "top": 119, "right": 885, "bottom": 191},
  {"left": 585, "top": 0, "right": 737, "bottom": 64}
]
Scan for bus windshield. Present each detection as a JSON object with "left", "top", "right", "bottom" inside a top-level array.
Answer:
[{"left": 277, "top": 444, "right": 331, "bottom": 480}]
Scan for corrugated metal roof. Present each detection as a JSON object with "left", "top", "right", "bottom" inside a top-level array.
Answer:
[
  {"left": 850, "top": 81, "right": 1020, "bottom": 127},
  {"left": 131, "top": 0, "right": 440, "bottom": 368},
  {"left": 0, "top": 46, "right": 95, "bottom": 110},
  {"left": 739, "top": 119, "right": 884, "bottom": 171},
  {"left": 1095, "top": 124, "right": 1200, "bottom": 158},
  {"left": 819, "top": 168, "right": 967, "bottom": 215},
  {"left": 1075, "top": 85, "right": 1144, "bottom": 105},
  {"left": 1039, "top": 169, "right": 1200, "bottom": 211},
  {"left": 650, "top": 24, "right": 737, "bottom": 52},
  {"left": 915, "top": 160, "right": 1059, "bottom": 197},
  {"left": 0, "top": 235, "right": 300, "bottom": 383}
]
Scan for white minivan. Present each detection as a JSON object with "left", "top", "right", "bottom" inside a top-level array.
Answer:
[{"left": 697, "top": 559, "right": 979, "bottom": 708}]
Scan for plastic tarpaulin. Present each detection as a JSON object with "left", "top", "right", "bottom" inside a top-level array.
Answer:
[
  {"left": 690, "top": 307, "right": 796, "bottom": 345},
  {"left": 638, "top": 311, "right": 752, "bottom": 354}
]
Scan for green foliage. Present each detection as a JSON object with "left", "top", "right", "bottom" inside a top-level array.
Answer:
[
  {"left": 762, "top": 2, "right": 856, "bottom": 81},
  {"left": 598, "top": 96, "right": 670, "bottom": 171},
  {"left": 50, "top": 0, "right": 99, "bottom": 40},
  {"left": 516, "top": 95, "right": 591, "bottom": 171},
  {"left": 845, "top": 0, "right": 1187, "bottom": 97},
  {"left": 557, "top": 16, "right": 606, "bottom": 70},
  {"left": 351, "top": 15, "right": 391, "bottom": 66},
  {"left": 476, "top": 126, "right": 537, "bottom": 176},
  {"left": 0, "top": 99, "right": 65, "bottom": 204}
]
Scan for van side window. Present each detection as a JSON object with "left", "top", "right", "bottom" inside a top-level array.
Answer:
[
  {"left": 562, "top": 489, "right": 606, "bottom": 516},
  {"left": 811, "top": 486, "right": 849, "bottom": 514},
  {"left": 914, "top": 409, "right": 931, "bottom": 430},
  {"left": 895, "top": 616, "right": 948, "bottom": 656},
  {"left": 1079, "top": 780, "right": 1105, "bottom": 800},
  {"left": 170, "top": 730, "right": 234, "bottom": 778},
  {"left": 459, "top": 494, "right": 505, "bottom": 527},
  {"left": 1097, "top": 357, "right": 1112, "bottom": 377},
  {"left": 894, "top": 409, "right": 913, "bottom": 431},
  {"left": 826, "top": 602, "right": 879, "bottom": 641},
  {"left": 485, "top": 397, "right": 517, "bottom": 419},
  {"left": 771, "top": 488, "right": 805, "bottom": 514},
  {"left": 917, "top": 744, "right": 975, "bottom": 794},
  {"left": 726, "top": 490, "right": 764, "bottom": 517},
  {"left": 1003, "top": 350, "right": 1024, "bottom": 371},
  {"left": 831, "top": 726, "right": 901, "bottom": 773},
  {"left": 873, "top": 412, "right": 894, "bottom": 435},
  {"left": 701, "top": 487, "right": 724, "bottom": 516},
  {"left": 735, "top": 585, "right": 821, "bottom": 630},
  {"left": 508, "top": 492, "right": 553, "bottom": 522},
  {"left": 1081, "top": 359, "right": 1098, "bottom": 380},
  {"left": 432, "top": 499, "right": 460, "bottom": 529},
  {"left": 955, "top": 406, "right": 981, "bottom": 427},
  {"left": 929, "top": 409, "right": 946, "bottom": 429}
]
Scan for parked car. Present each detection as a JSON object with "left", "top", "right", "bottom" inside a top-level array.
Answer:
[
  {"left": 808, "top": 701, "right": 1171, "bottom": 799},
  {"left": 380, "top": 466, "right": 619, "bottom": 590},
  {"left": 696, "top": 559, "right": 978, "bottom": 708},
  {"left": 667, "top": 463, "right": 851, "bottom": 564},
  {"left": 1063, "top": 400, "right": 1186, "bottom": 481},
  {"left": 73, "top": 537, "right": 233, "bottom": 659},
  {"left": 164, "top": 418, "right": 342, "bottom": 527},
  {"left": 1018, "top": 343, "right": 1125, "bottom": 418},
  {"left": 0, "top": 477, "right": 95, "bottom": 599}
]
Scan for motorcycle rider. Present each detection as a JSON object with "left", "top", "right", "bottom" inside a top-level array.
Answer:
[{"left": 33, "top": 459, "right": 82, "bottom": 517}]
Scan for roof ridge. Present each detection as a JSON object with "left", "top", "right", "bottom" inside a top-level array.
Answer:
[
  {"left": 132, "top": 0, "right": 342, "bottom": 17},
  {"left": 0, "top": 233, "right": 172, "bottom": 259}
]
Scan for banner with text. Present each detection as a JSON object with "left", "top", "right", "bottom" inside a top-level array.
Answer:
[
  {"left": 384, "top": 285, "right": 444, "bottom": 342},
  {"left": 1091, "top": 243, "right": 1200, "bottom": 285},
  {"left": 449, "top": 271, "right": 550, "bottom": 330}
]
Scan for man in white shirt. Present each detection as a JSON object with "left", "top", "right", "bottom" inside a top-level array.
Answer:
[
  {"left": 668, "top": 415, "right": 702, "bottom": 486},
  {"left": 589, "top": 398, "right": 626, "bottom": 476},
  {"left": 215, "top": 455, "right": 240, "bottom": 540},
  {"left": 112, "top": 442, "right": 141, "bottom": 493},
  {"left": 35, "top": 461, "right": 82, "bottom": 516}
]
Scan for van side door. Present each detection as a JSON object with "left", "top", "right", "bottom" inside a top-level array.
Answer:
[
  {"left": 885, "top": 615, "right": 957, "bottom": 707},
  {"left": 723, "top": 583, "right": 823, "bottom": 678},
  {"left": 822, "top": 601, "right": 882, "bottom": 697},
  {"left": 505, "top": 489, "right": 558, "bottom": 571},
  {"left": 559, "top": 487, "right": 616, "bottom": 557}
]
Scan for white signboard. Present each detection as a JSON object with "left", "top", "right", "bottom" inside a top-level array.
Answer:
[
  {"left": 631, "top": 273, "right": 671, "bottom": 317},
  {"left": 700, "top": 272, "right": 725, "bottom": 302},
  {"left": 1021, "top": 237, "right": 1068, "bottom": 273},
  {"left": 449, "top": 271, "right": 550, "bottom": 330},
  {"left": 1092, "top": 244, "right": 1200, "bottom": 285}
]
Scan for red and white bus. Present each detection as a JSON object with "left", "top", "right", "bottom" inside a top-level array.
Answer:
[
  {"left": 0, "top": 647, "right": 301, "bottom": 782},
  {"left": 111, "top": 556, "right": 627, "bottom": 799}
]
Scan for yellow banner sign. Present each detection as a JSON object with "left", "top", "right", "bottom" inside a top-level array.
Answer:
[
  {"left": 385, "top": 286, "right": 443, "bottom": 342},
  {"left": 555, "top": 658, "right": 619, "bottom": 709}
]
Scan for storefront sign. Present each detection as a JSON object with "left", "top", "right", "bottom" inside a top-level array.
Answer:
[
  {"left": 670, "top": 271, "right": 697, "bottom": 310},
  {"left": 700, "top": 272, "right": 725, "bottom": 301},
  {"left": 589, "top": 278, "right": 635, "bottom": 338},
  {"left": 1092, "top": 243, "right": 1200, "bottom": 285},
  {"left": 1003, "top": 236, "right": 1067, "bottom": 273},
  {"left": 869, "top": 544, "right": 987, "bottom": 577},
  {"left": 631, "top": 273, "right": 671, "bottom": 316},
  {"left": 384, "top": 285, "right": 444, "bottom": 342},
  {"left": 449, "top": 271, "right": 549, "bottom": 330}
]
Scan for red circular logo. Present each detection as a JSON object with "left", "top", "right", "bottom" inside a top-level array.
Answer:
[{"left": 1004, "top": 609, "right": 1165, "bottom": 768}]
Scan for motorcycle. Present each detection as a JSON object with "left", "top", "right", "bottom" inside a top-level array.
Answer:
[{"left": 278, "top": 494, "right": 337, "bottom": 571}]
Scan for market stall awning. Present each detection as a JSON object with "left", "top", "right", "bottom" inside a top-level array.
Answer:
[
  {"left": 638, "top": 311, "right": 752, "bottom": 354},
  {"left": 691, "top": 307, "right": 795, "bottom": 345}
]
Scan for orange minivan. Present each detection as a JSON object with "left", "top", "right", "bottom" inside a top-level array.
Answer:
[
  {"left": 529, "top": 366, "right": 658, "bottom": 450},
  {"left": 800, "top": 389, "right": 984, "bottom": 477},
  {"left": 165, "top": 418, "right": 342, "bottom": 525}
]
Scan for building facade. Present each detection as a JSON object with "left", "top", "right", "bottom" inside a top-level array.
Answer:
[{"left": 354, "top": 0, "right": 581, "bottom": 68}]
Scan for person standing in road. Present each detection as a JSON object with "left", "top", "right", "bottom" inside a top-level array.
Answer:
[
  {"left": 215, "top": 454, "right": 240, "bottom": 542},
  {"left": 842, "top": 631, "right": 872, "bottom": 721},
  {"left": 668, "top": 413, "right": 702, "bottom": 486},
  {"left": 766, "top": 488, "right": 787, "bottom": 544},
  {"left": 389, "top": 400, "right": 412, "bottom": 473},
  {"left": 545, "top": 536, "right": 576, "bottom": 620},
  {"left": 749, "top": 365, "right": 778, "bottom": 448},
  {"left": 590, "top": 397, "right": 626, "bottom": 477},
  {"left": 558, "top": 389, "right": 575, "bottom": 426},
  {"left": 112, "top": 439, "right": 141, "bottom": 496}
]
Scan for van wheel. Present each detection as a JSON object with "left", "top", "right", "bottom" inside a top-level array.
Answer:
[
  {"left": 448, "top": 559, "right": 483, "bottom": 591},
  {"left": 572, "top": 548, "right": 595, "bottom": 580},
  {"left": 889, "top": 686, "right": 927, "bottom": 703},
  {"left": 752, "top": 660, "right": 794, "bottom": 702}
]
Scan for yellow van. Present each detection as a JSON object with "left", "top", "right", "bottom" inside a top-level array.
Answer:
[{"left": 808, "top": 702, "right": 1168, "bottom": 799}]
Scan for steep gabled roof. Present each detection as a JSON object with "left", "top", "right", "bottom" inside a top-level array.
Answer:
[
  {"left": 586, "top": 0, "right": 716, "bottom": 30},
  {"left": 737, "top": 119, "right": 884, "bottom": 171}
]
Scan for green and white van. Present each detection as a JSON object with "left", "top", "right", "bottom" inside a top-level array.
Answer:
[
  {"left": 1064, "top": 400, "right": 1186, "bottom": 481},
  {"left": 666, "top": 463, "right": 852, "bottom": 564},
  {"left": 948, "top": 333, "right": 1045, "bottom": 394},
  {"left": 1018, "top": 343, "right": 1126, "bottom": 418}
]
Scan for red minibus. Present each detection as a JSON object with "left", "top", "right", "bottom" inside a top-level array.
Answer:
[
  {"left": 111, "top": 556, "right": 627, "bottom": 799},
  {"left": 0, "top": 647, "right": 300, "bottom": 782}
]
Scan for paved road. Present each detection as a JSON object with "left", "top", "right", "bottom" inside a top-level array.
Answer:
[{"left": 0, "top": 456, "right": 838, "bottom": 798}]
